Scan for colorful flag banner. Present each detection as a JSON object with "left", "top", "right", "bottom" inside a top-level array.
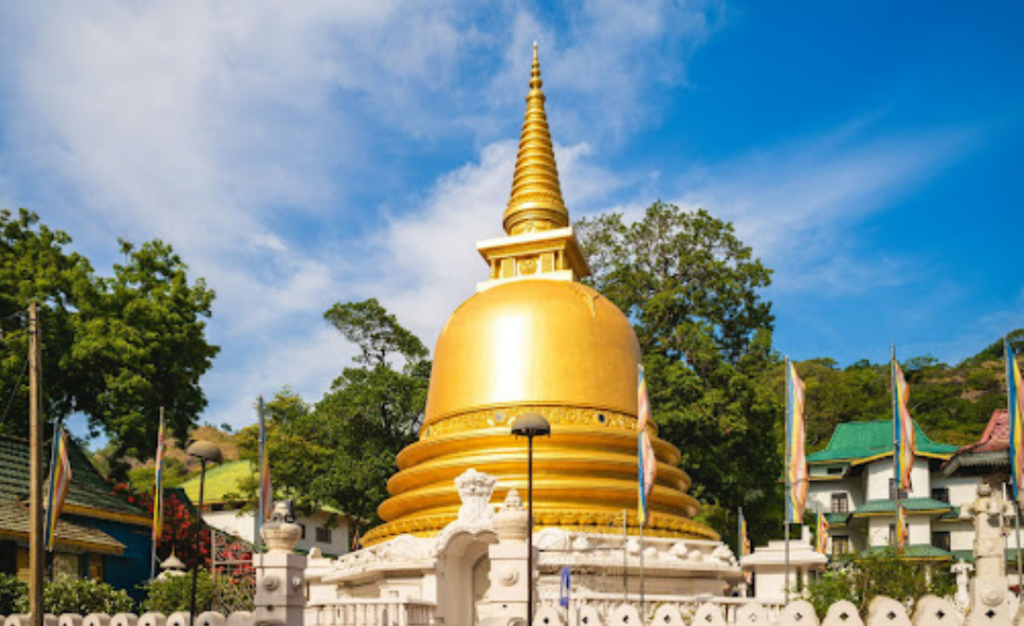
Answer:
[
  {"left": 637, "top": 364, "right": 657, "bottom": 527},
  {"left": 152, "top": 411, "right": 166, "bottom": 542},
  {"left": 739, "top": 508, "right": 753, "bottom": 583},
  {"left": 892, "top": 358, "right": 916, "bottom": 491},
  {"left": 259, "top": 397, "right": 273, "bottom": 522},
  {"left": 815, "top": 509, "right": 829, "bottom": 555},
  {"left": 786, "top": 360, "right": 808, "bottom": 523},
  {"left": 895, "top": 503, "right": 909, "bottom": 554},
  {"left": 44, "top": 425, "right": 72, "bottom": 551},
  {"left": 1008, "top": 339, "right": 1024, "bottom": 502}
]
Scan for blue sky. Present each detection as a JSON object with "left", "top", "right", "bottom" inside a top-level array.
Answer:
[{"left": 0, "top": 1, "right": 1020, "bottom": 433}]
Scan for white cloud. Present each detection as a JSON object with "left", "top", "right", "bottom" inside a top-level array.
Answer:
[
  {"left": 366, "top": 138, "right": 629, "bottom": 346},
  {"left": 670, "top": 128, "right": 973, "bottom": 294},
  {"left": 0, "top": 1, "right": 733, "bottom": 430}
]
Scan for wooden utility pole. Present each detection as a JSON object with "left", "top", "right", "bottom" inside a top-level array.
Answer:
[{"left": 28, "top": 302, "right": 44, "bottom": 626}]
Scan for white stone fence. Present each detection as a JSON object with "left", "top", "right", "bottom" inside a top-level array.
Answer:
[
  {"left": 2, "top": 596, "right": 1011, "bottom": 626},
  {"left": 1, "top": 612, "right": 254, "bottom": 626},
  {"left": 530, "top": 595, "right": 1008, "bottom": 626},
  {"left": 304, "top": 600, "right": 435, "bottom": 626}
]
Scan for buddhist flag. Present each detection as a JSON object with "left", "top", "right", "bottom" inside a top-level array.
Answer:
[
  {"left": 152, "top": 410, "right": 166, "bottom": 542},
  {"left": 892, "top": 357, "right": 916, "bottom": 491},
  {"left": 739, "top": 508, "right": 752, "bottom": 583},
  {"left": 44, "top": 425, "right": 72, "bottom": 551},
  {"left": 895, "top": 502, "right": 909, "bottom": 554},
  {"left": 637, "top": 364, "right": 657, "bottom": 527},
  {"left": 1008, "top": 338, "right": 1024, "bottom": 501},
  {"left": 815, "top": 509, "right": 829, "bottom": 555},
  {"left": 259, "top": 397, "right": 273, "bottom": 522},
  {"left": 786, "top": 360, "right": 808, "bottom": 523}
]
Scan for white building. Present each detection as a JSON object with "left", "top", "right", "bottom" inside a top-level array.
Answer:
[
  {"left": 182, "top": 460, "right": 354, "bottom": 558},
  {"left": 805, "top": 419, "right": 974, "bottom": 562}
]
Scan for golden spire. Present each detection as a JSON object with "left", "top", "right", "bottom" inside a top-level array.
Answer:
[{"left": 503, "top": 43, "right": 570, "bottom": 235}]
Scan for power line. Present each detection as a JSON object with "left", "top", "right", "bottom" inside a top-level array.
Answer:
[{"left": 0, "top": 357, "right": 30, "bottom": 430}]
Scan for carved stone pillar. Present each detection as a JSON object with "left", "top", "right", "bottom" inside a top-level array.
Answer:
[
  {"left": 965, "top": 483, "right": 1015, "bottom": 625},
  {"left": 253, "top": 502, "right": 306, "bottom": 626},
  {"left": 479, "top": 490, "right": 534, "bottom": 625}
]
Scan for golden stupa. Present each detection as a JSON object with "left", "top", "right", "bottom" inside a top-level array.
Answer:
[{"left": 363, "top": 46, "right": 718, "bottom": 546}]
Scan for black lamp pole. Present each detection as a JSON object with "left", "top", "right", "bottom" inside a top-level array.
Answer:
[
  {"left": 189, "top": 458, "right": 208, "bottom": 625},
  {"left": 511, "top": 413, "right": 551, "bottom": 626},
  {"left": 186, "top": 441, "right": 222, "bottom": 626}
]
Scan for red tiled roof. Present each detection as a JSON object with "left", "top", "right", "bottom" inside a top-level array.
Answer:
[{"left": 958, "top": 409, "right": 1009, "bottom": 455}]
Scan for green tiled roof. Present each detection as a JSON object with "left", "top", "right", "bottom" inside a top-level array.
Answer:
[
  {"left": 808, "top": 420, "right": 959, "bottom": 464},
  {"left": 853, "top": 498, "right": 953, "bottom": 517},
  {"left": 939, "top": 507, "right": 966, "bottom": 521},
  {"left": 861, "top": 544, "right": 952, "bottom": 560},
  {"left": 825, "top": 513, "right": 850, "bottom": 526},
  {"left": 182, "top": 460, "right": 255, "bottom": 504},
  {"left": 0, "top": 434, "right": 146, "bottom": 520},
  {"left": 950, "top": 549, "right": 1024, "bottom": 564}
]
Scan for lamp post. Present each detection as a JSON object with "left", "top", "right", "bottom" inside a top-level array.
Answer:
[
  {"left": 186, "top": 440, "right": 222, "bottom": 625},
  {"left": 511, "top": 412, "right": 550, "bottom": 626}
]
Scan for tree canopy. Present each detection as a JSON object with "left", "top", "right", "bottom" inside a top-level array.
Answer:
[
  {"left": 577, "top": 201, "right": 781, "bottom": 545},
  {"left": 237, "top": 299, "right": 430, "bottom": 527},
  {"left": 0, "top": 209, "right": 218, "bottom": 466}
]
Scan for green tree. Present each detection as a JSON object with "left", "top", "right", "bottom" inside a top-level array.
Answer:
[
  {"left": 238, "top": 300, "right": 430, "bottom": 526},
  {"left": 0, "top": 210, "right": 218, "bottom": 468},
  {"left": 128, "top": 456, "right": 190, "bottom": 492},
  {"left": 805, "top": 552, "right": 954, "bottom": 615},
  {"left": 576, "top": 201, "right": 780, "bottom": 544}
]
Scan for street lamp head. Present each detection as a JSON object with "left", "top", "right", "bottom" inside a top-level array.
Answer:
[
  {"left": 511, "top": 412, "right": 550, "bottom": 438},
  {"left": 186, "top": 440, "right": 223, "bottom": 464}
]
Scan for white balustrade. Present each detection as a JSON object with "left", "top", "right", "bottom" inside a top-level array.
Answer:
[{"left": 305, "top": 599, "right": 435, "bottom": 626}]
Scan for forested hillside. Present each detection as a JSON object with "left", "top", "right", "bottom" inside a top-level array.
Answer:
[{"left": 785, "top": 329, "right": 1024, "bottom": 452}]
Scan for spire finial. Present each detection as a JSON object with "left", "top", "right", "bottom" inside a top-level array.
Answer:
[
  {"left": 503, "top": 44, "right": 569, "bottom": 236},
  {"left": 530, "top": 42, "right": 541, "bottom": 90}
]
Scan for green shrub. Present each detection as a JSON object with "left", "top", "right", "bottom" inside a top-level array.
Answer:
[
  {"left": 0, "top": 572, "right": 27, "bottom": 615},
  {"left": 12, "top": 576, "right": 135, "bottom": 615},
  {"left": 806, "top": 551, "right": 954, "bottom": 616},
  {"left": 142, "top": 570, "right": 213, "bottom": 615}
]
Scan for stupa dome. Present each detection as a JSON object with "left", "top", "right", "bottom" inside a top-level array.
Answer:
[
  {"left": 424, "top": 280, "right": 640, "bottom": 421},
  {"left": 362, "top": 45, "right": 718, "bottom": 547}
]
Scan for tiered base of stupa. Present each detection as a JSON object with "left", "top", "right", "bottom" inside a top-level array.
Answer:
[{"left": 304, "top": 470, "right": 741, "bottom": 625}]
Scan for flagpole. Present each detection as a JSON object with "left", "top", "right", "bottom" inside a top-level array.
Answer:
[
  {"left": 784, "top": 356, "right": 791, "bottom": 603},
  {"left": 256, "top": 396, "right": 265, "bottom": 553},
  {"left": 1007, "top": 336, "right": 1024, "bottom": 590},
  {"left": 738, "top": 507, "right": 744, "bottom": 597},
  {"left": 888, "top": 346, "right": 897, "bottom": 557},
  {"left": 150, "top": 406, "right": 164, "bottom": 581},
  {"left": 639, "top": 516, "right": 645, "bottom": 617},
  {"left": 622, "top": 509, "right": 628, "bottom": 604}
]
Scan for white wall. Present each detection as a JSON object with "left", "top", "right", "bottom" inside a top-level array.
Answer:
[
  {"left": 865, "top": 457, "right": 930, "bottom": 501},
  {"left": 202, "top": 509, "right": 351, "bottom": 556}
]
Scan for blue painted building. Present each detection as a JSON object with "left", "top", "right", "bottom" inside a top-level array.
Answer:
[{"left": 0, "top": 434, "right": 153, "bottom": 599}]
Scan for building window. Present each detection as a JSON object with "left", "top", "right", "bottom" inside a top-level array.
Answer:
[
  {"left": 315, "top": 527, "right": 332, "bottom": 544},
  {"left": 52, "top": 554, "right": 80, "bottom": 580},
  {"left": 831, "top": 493, "right": 849, "bottom": 514},
  {"left": 889, "top": 479, "right": 908, "bottom": 501},
  {"left": 832, "top": 536, "right": 849, "bottom": 557},
  {"left": 931, "top": 487, "right": 950, "bottom": 503},
  {"left": 299, "top": 523, "right": 306, "bottom": 539},
  {"left": 889, "top": 523, "right": 896, "bottom": 546},
  {"left": 88, "top": 556, "right": 104, "bottom": 581},
  {"left": 932, "top": 531, "right": 951, "bottom": 552},
  {"left": 827, "top": 466, "right": 843, "bottom": 476}
]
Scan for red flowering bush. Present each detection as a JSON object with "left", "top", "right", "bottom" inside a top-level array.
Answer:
[{"left": 111, "top": 483, "right": 212, "bottom": 569}]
